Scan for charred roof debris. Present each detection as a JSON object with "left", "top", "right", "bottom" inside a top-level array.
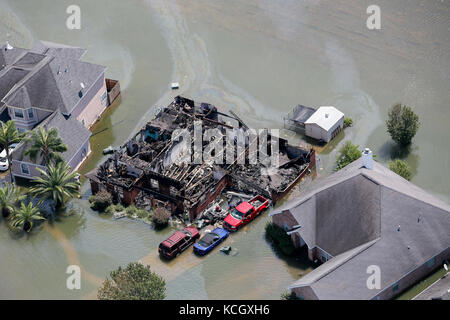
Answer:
[{"left": 86, "top": 96, "right": 316, "bottom": 222}]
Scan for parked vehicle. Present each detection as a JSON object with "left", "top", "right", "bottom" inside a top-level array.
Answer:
[
  {"left": 0, "top": 143, "right": 18, "bottom": 171},
  {"left": 223, "top": 195, "right": 270, "bottom": 232},
  {"left": 158, "top": 226, "right": 199, "bottom": 259},
  {"left": 193, "top": 228, "right": 229, "bottom": 256}
]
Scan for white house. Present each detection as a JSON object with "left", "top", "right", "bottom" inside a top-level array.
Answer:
[{"left": 304, "top": 106, "right": 344, "bottom": 142}]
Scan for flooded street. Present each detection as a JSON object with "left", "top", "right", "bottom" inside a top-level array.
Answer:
[{"left": 0, "top": 0, "right": 449, "bottom": 299}]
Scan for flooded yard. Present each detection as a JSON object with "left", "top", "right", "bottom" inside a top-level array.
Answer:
[{"left": 0, "top": 0, "right": 449, "bottom": 299}]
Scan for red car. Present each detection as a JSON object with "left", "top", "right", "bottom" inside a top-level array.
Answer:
[
  {"left": 158, "top": 226, "right": 199, "bottom": 259},
  {"left": 223, "top": 195, "right": 270, "bottom": 232}
]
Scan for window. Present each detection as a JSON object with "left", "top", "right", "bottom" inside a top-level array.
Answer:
[
  {"left": 101, "top": 91, "right": 107, "bottom": 104},
  {"left": 21, "top": 163, "right": 30, "bottom": 175},
  {"left": 14, "top": 108, "right": 24, "bottom": 118},
  {"left": 427, "top": 257, "right": 435, "bottom": 268},
  {"left": 393, "top": 283, "right": 399, "bottom": 293},
  {"left": 27, "top": 108, "right": 34, "bottom": 119}
]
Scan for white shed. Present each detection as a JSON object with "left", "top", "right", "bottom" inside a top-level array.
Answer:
[{"left": 304, "top": 106, "right": 344, "bottom": 142}]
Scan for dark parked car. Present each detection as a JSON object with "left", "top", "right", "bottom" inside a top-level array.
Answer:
[{"left": 158, "top": 226, "right": 199, "bottom": 259}]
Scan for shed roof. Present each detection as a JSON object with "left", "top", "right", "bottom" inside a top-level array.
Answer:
[{"left": 304, "top": 106, "right": 344, "bottom": 131}]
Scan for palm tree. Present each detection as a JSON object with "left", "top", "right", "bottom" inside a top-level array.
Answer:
[
  {"left": 0, "top": 121, "right": 25, "bottom": 183},
  {"left": 30, "top": 161, "right": 80, "bottom": 210},
  {"left": 0, "top": 182, "right": 25, "bottom": 217},
  {"left": 10, "top": 202, "right": 45, "bottom": 232},
  {"left": 24, "top": 127, "right": 67, "bottom": 166}
]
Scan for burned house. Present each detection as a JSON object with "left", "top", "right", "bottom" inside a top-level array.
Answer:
[{"left": 86, "top": 96, "right": 315, "bottom": 220}]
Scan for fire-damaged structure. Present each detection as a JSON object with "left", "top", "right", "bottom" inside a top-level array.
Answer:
[{"left": 86, "top": 96, "right": 316, "bottom": 220}]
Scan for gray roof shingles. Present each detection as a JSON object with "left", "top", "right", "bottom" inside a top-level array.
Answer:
[{"left": 0, "top": 41, "right": 105, "bottom": 115}]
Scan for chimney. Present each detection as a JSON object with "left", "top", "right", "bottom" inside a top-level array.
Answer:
[{"left": 362, "top": 148, "right": 373, "bottom": 170}]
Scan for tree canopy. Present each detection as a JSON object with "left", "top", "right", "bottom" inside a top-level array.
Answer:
[
  {"left": 389, "top": 159, "right": 412, "bottom": 181},
  {"left": 386, "top": 103, "right": 419, "bottom": 146},
  {"left": 97, "top": 262, "right": 166, "bottom": 300},
  {"left": 25, "top": 127, "right": 67, "bottom": 166},
  {"left": 335, "top": 141, "right": 362, "bottom": 171}
]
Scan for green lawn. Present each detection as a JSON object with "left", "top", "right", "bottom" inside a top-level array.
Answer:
[{"left": 396, "top": 268, "right": 447, "bottom": 300}]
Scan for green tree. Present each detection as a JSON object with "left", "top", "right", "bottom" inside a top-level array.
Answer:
[
  {"left": 97, "top": 262, "right": 166, "bottom": 300},
  {"left": 30, "top": 161, "right": 80, "bottom": 210},
  {"left": 10, "top": 202, "right": 45, "bottom": 232},
  {"left": 386, "top": 103, "right": 419, "bottom": 146},
  {"left": 265, "top": 222, "right": 295, "bottom": 256},
  {"left": 25, "top": 127, "right": 67, "bottom": 166},
  {"left": 344, "top": 117, "right": 353, "bottom": 128},
  {"left": 0, "top": 120, "right": 25, "bottom": 183},
  {"left": 335, "top": 141, "right": 362, "bottom": 170},
  {"left": 0, "top": 182, "right": 25, "bottom": 217},
  {"left": 389, "top": 159, "right": 412, "bottom": 181}
]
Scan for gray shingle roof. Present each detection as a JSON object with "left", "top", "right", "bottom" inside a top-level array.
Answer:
[
  {"left": 13, "top": 112, "right": 91, "bottom": 166},
  {"left": 1, "top": 41, "right": 105, "bottom": 115},
  {"left": 274, "top": 158, "right": 450, "bottom": 299},
  {"left": 31, "top": 40, "right": 87, "bottom": 61}
]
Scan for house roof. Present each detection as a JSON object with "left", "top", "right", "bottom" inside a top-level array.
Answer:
[
  {"left": 12, "top": 112, "right": 91, "bottom": 166},
  {"left": 0, "top": 41, "right": 106, "bottom": 115},
  {"left": 273, "top": 158, "right": 450, "bottom": 299},
  {"left": 304, "top": 106, "right": 344, "bottom": 131}
]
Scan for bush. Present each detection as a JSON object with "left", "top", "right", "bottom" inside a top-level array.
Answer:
[
  {"left": 386, "top": 103, "right": 419, "bottom": 146},
  {"left": 265, "top": 222, "right": 295, "bottom": 256},
  {"left": 335, "top": 141, "right": 362, "bottom": 171},
  {"left": 152, "top": 207, "right": 171, "bottom": 228},
  {"left": 97, "top": 262, "right": 166, "bottom": 300},
  {"left": 344, "top": 117, "right": 353, "bottom": 128},
  {"left": 281, "top": 291, "right": 300, "bottom": 300},
  {"left": 389, "top": 159, "right": 412, "bottom": 181},
  {"left": 89, "top": 190, "right": 113, "bottom": 212},
  {"left": 125, "top": 205, "right": 138, "bottom": 217}
]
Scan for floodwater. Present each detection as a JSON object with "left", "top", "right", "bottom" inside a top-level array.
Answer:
[{"left": 0, "top": 0, "right": 449, "bottom": 299}]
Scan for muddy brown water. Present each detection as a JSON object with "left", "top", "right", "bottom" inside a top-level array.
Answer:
[{"left": 0, "top": 0, "right": 449, "bottom": 299}]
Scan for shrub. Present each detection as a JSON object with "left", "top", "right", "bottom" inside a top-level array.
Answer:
[
  {"left": 265, "top": 222, "right": 295, "bottom": 256},
  {"left": 281, "top": 291, "right": 300, "bottom": 300},
  {"left": 344, "top": 117, "right": 353, "bottom": 128},
  {"left": 386, "top": 103, "right": 419, "bottom": 146},
  {"left": 335, "top": 141, "right": 362, "bottom": 171},
  {"left": 152, "top": 207, "right": 171, "bottom": 228},
  {"left": 136, "top": 208, "right": 151, "bottom": 219},
  {"left": 125, "top": 205, "right": 138, "bottom": 217},
  {"left": 89, "top": 190, "right": 113, "bottom": 212},
  {"left": 389, "top": 159, "right": 412, "bottom": 181},
  {"left": 97, "top": 262, "right": 166, "bottom": 300}
]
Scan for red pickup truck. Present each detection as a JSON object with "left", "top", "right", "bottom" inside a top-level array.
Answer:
[
  {"left": 158, "top": 226, "right": 200, "bottom": 259},
  {"left": 223, "top": 195, "right": 270, "bottom": 232}
]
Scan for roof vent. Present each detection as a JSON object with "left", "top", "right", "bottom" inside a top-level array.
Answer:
[
  {"left": 325, "top": 113, "right": 329, "bottom": 118},
  {"left": 362, "top": 148, "right": 373, "bottom": 170},
  {"left": 5, "top": 41, "right": 13, "bottom": 51}
]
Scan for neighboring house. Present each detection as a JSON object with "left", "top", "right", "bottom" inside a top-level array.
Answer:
[
  {"left": 284, "top": 105, "right": 344, "bottom": 142},
  {"left": 0, "top": 40, "right": 120, "bottom": 180},
  {"left": 270, "top": 150, "right": 450, "bottom": 300},
  {"left": 11, "top": 112, "right": 91, "bottom": 179}
]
